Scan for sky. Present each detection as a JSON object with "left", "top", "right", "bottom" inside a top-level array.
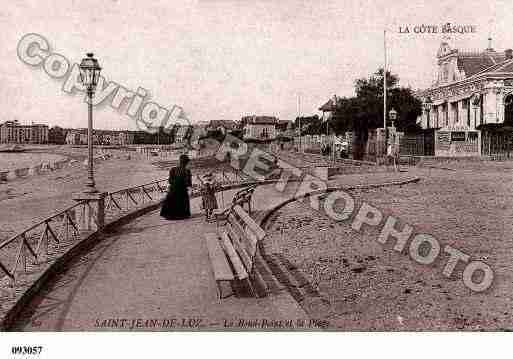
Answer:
[{"left": 1, "top": 0, "right": 513, "bottom": 130}]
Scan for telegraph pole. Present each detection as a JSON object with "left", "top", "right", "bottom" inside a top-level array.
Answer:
[
  {"left": 383, "top": 30, "right": 388, "bottom": 160},
  {"left": 298, "top": 94, "right": 302, "bottom": 153}
]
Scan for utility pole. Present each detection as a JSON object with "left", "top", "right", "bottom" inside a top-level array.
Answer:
[
  {"left": 298, "top": 94, "right": 302, "bottom": 153},
  {"left": 327, "top": 104, "right": 330, "bottom": 159},
  {"left": 383, "top": 30, "right": 388, "bottom": 160}
]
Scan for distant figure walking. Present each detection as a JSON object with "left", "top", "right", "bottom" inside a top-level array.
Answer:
[
  {"left": 386, "top": 141, "right": 398, "bottom": 172},
  {"left": 160, "top": 154, "right": 192, "bottom": 220}
]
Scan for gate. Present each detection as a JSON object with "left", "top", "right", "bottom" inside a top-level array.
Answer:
[
  {"left": 399, "top": 130, "right": 435, "bottom": 156},
  {"left": 481, "top": 130, "right": 513, "bottom": 159}
]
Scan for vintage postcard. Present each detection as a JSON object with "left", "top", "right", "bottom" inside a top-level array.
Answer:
[{"left": 1, "top": 0, "right": 512, "bottom": 357}]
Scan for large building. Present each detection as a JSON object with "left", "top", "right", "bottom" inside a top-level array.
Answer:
[
  {"left": 241, "top": 115, "right": 278, "bottom": 140},
  {"left": 416, "top": 39, "right": 513, "bottom": 156},
  {"left": 207, "top": 120, "right": 238, "bottom": 135},
  {"left": 0, "top": 120, "right": 49, "bottom": 144}
]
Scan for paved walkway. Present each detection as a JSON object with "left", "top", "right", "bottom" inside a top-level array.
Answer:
[{"left": 12, "top": 170, "right": 417, "bottom": 331}]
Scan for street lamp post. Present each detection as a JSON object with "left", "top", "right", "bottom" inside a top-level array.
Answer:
[
  {"left": 79, "top": 53, "right": 102, "bottom": 193},
  {"left": 388, "top": 108, "right": 397, "bottom": 157}
]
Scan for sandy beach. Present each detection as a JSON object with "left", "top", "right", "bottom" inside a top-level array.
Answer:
[
  {"left": 0, "top": 152, "right": 67, "bottom": 171},
  {"left": 0, "top": 146, "right": 167, "bottom": 240},
  {"left": 263, "top": 163, "right": 513, "bottom": 330}
]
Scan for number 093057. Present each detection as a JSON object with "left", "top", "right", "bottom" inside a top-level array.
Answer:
[{"left": 11, "top": 346, "right": 43, "bottom": 355}]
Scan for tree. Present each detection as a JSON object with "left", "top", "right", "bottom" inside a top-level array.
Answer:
[
  {"left": 294, "top": 115, "right": 322, "bottom": 135},
  {"left": 48, "top": 126, "right": 66, "bottom": 144},
  {"left": 331, "top": 68, "right": 422, "bottom": 159}
]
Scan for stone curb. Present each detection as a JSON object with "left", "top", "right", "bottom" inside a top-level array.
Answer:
[{"left": 259, "top": 176, "right": 421, "bottom": 228}]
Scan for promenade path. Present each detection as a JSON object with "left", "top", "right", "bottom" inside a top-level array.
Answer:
[{"left": 12, "top": 170, "right": 416, "bottom": 331}]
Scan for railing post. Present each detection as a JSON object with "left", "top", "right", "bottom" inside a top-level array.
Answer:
[
  {"left": 96, "top": 193, "right": 106, "bottom": 230},
  {"left": 72, "top": 192, "right": 107, "bottom": 232}
]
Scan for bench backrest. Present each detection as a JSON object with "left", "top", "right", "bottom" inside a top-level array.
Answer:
[
  {"left": 225, "top": 204, "right": 265, "bottom": 274},
  {"left": 232, "top": 186, "right": 255, "bottom": 204}
]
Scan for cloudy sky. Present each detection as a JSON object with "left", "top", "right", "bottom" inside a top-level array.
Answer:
[{"left": 1, "top": 0, "right": 512, "bottom": 130}]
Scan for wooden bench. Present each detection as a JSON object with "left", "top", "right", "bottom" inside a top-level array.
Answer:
[
  {"left": 213, "top": 185, "right": 256, "bottom": 226},
  {"left": 204, "top": 204, "right": 267, "bottom": 299}
]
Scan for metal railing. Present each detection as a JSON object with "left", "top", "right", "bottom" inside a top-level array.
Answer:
[
  {"left": 104, "top": 179, "right": 170, "bottom": 220},
  {"left": 103, "top": 169, "right": 251, "bottom": 220},
  {"left": 0, "top": 200, "right": 99, "bottom": 289}
]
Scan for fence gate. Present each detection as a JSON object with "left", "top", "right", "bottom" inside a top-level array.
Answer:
[
  {"left": 481, "top": 130, "right": 513, "bottom": 159},
  {"left": 400, "top": 131, "right": 435, "bottom": 156}
]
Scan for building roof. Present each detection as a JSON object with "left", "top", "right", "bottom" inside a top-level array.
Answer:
[
  {"left": 319, "top": 99, "right": 335, "bottom": 112},
  {"left": 209, "top": 120, "right": 237, "bottom": 129},
  {"left": 457, "top": 51, "right": 507, "bottom": 77},
  {"left": 419, "top": 43, "right": 513, "bottom": 98},
  {"left": 319, "top": 96, "right": 342, "bottom": 112},
  {"left": 0, "top": 121, "right": 49, "bottom": 128},
  {"left": 241, "top": 116, "right": 278, "bottom": 125}
]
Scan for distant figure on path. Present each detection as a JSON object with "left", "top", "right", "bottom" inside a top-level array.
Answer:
[
  {"left": 160, "top": 154, "right": 192, "bottom": 220},
  {"left": 386, "top": 142, "right": 398, "bottom": 172}
]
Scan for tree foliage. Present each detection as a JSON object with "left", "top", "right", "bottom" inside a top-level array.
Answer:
[
  {"left": 331, "top": 68, "right": 422, "bottom": 134},
  {"left": 294, "top": 115, "right": 323, "bottom": 135}
]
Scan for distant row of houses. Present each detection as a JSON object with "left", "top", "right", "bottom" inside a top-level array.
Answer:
[
  {"left": 0, "top": 116, "right": 296, "bottom": 145},
  {"left": 0, "top": 121, "right": 49, "bottom": 144}
]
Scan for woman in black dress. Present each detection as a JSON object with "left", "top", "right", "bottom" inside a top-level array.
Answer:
[{"left": 160, "top": 154, "right": 192, "bottom": 220}]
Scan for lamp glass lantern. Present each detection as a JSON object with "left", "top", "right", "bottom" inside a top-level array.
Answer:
[
  {"left": 389, "top": 108, "right": 397, "bottom": 127},
  {"left": 79, "top": 53, "right": 102, "bottom": 93},
  {"left": 423, "top": 97, "right": 433, "bottom": 112}
]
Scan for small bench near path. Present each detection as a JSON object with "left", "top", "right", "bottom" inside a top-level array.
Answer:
[{"left": 205, "top": 204, "right": 268, "bottom": 299}]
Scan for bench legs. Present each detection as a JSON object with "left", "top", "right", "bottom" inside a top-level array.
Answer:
[
  {"left": 244, "top": 278, "right": 257, "bottom": 298},
  {"left": 216, "top": 279, "right": 258, "bottom": 299},
  {"left": 216, "top": 280, "right": 233, "bottom": 300}
]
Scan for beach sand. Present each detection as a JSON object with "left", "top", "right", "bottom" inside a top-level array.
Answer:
[{"left": 0, "top": 152, "right": 66, "bottom": 171}]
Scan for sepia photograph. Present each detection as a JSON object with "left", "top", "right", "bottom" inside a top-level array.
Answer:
[{"left": 1, "top": 0, "right": 512, "bottom": 357}]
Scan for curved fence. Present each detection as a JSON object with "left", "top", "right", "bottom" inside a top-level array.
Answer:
[
  {"left": 0, "top": 200, "right": 96, "bottom": 289},
  {"left": 103, "top": 169, "right": 249, "bottom": 220}
]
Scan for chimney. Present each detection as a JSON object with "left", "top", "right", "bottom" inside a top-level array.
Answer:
[{"left": 505, "top": 49, "right": 513, "bottom": 59}]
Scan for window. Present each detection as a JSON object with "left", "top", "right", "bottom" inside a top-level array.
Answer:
[
  {"left": 480, "top": 94, "right": 484, "bottom": 125},
  {"left": 451, "top": 102, "right": 458, "bottom": 123},
  {"left": 443, "top": 63, "right": 449, "bottom": 81},
  {"left": 443, "top": 103, "right": 449, "bottom": 127},
  {"left": 463, "top": 99, "right": 470, "bottom": 127}
]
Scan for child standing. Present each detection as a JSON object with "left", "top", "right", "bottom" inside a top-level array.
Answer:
[{"left": 201, "top": 173, "right": 219, "bottom": 221}]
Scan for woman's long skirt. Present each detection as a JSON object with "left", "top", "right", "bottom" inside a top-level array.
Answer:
[{"left": 160, "top": 188, "right": 191, "bottom": 220}]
